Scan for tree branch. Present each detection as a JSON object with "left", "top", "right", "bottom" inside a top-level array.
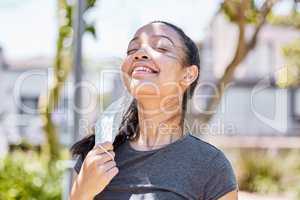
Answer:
[{"left": 198, "top": 0, "right": 277, "bottom": 124}]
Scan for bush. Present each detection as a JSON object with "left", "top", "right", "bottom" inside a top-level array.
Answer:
[
  {"left": 230, "top": 149, "right": 300, "bottom": 197},
  {"left": 237, "top": 151, "right": 283, "bottom": 193},
  {"left": 0, "top": 151, "right": 64, "bottom": 200}
]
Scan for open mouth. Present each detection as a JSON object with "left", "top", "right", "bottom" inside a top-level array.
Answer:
[
  {"left": 132, "top": 66, "right": 159, "bottom": 74},
  {"left": 131, "top": 65, "right": 160, "bottom": 78}
]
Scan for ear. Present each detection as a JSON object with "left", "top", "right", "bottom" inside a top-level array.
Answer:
[{"left": 180, "top": 65, "right": 199, "bottom": 89}]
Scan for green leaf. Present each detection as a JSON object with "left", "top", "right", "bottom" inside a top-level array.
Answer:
[{"left": 85, "top": 23, "right": 97, "bottom": 39}]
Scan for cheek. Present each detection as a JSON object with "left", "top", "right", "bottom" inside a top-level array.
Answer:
[
  {"left": 159, "top": 66, "right": 180, "bottom": 81},
  {"left": 156, "top": 63, "right": 184, "bottom": 96},
  {"left": 121, "top": 58, "right": 131, "bottom": 74},
  {"left": 158, "top": 74, "right": 183, "bottom": 96}
]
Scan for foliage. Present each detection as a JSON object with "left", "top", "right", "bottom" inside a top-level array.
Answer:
[
  {"left": 237, "top": 151, "right": 282, "bottom": 193},
  {"left": 231, "top": 149, "right": 300, "bottom": 197},
  {"left": 269, "top": 10, "right": 300, "bottom": 29},
  {"left": 38, "top": 0, "right": 99, "bottom": 166},
  {"left": 221, "top": 0, "right": 260, "bottom": 23},
  {"left": 0, "top": 151, "right": 65, "bottom": 200},
  {"left": 197, "top": 0, "right": 276, "bottom": 124},
  {"left": 269, "top": 7, "right": 300, "bottom": 88},
  {"left": 277, "top": 39, "right": 300, "bottom": 88}
]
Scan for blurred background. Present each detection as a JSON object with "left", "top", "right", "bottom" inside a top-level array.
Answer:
[{"left": 0, "top": 0, "right": 300, "bottom": 199}]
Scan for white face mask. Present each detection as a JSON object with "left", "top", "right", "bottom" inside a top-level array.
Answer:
[{"left": 95, "top": 89, "right": 134, "bottom": 145}]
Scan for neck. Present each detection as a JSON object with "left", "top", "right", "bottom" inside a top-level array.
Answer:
[{"left": 130, "top": 96, "right": 184, "bottom": 151}]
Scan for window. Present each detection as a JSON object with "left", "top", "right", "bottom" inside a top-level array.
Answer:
[{"left": 292, "top": 88, "right": 300, "bottom": 121}]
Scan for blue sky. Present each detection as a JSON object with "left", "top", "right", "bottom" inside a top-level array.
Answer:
[{"left": 0, "top": 0, "right": 293, "bottom": 60}]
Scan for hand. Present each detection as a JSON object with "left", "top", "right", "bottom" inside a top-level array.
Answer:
[{"left": 70, "top": 141, "right": 118, "bottom": 200}]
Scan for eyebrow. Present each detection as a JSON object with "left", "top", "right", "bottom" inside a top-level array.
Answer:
[{"left": 129, "top": 34, "right": 175, "bottom": 46}]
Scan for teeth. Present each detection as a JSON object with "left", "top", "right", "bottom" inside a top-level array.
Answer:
[{"left": 134, "top": 66, "right": 154, "bottom": 73}]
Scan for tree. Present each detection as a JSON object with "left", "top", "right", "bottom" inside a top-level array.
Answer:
[
  {"left": 277, "top": 39, "right": 300, "bottom": 87},
  {"left": 38, "top": 0, "right": 97, "bottom": 166},
  {"left": 198, "top": 0, "right": 278, "bottom": 124},
  {"left": 269, "top": 1, "right": 300, "bottom": 87}
]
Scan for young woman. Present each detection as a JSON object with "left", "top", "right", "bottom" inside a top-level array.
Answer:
[{"left": 70, "top": 21, "right": 238, "bottom": 200}]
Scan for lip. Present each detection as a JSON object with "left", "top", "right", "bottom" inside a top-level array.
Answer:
[
  {"left": 130, "top": 62, "right": 160, "bottom": 75},
  {"left": 131, "top": 70, "right": 158, "bottom": 79}
]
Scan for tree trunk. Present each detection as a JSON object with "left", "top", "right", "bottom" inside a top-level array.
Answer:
[
  {"left": 198, "top": 0, "right": 276, "bottom": 124},
  {"left": 38, "top": 0, "right": 73, "bottom": 165}
]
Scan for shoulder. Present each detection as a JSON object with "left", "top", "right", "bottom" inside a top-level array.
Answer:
[
  {"left": 186, "top": 134, "right": 219, "bottom": 152},
  {"left": 184, "top": 134, "right": 225, "bottom": 162},
  {"left": 185, "top": 135, "right": 238, "bottom": 199},
  {"left": 184, "top": 134, "right": 236, "bottom": 176}
]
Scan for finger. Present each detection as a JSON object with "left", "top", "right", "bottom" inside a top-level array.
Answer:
[
  {"left": 94, "top": 152, "right": 115, "bottom": 164},
  {"left": 98, "top": 160, "right": 116, "bottom": 172},
  {"left": 96, "top": 144, "right": 115, "bottom": 160},
  {"left": 95, "top": 150, "right": 115, "bottom": 158},
  {"left": 89, "top": 141, "right": 114, "bottom": 156},
  {"left": 105, "top": 167, "right": 119, "bottom": 181},
  {"left": 96, "top": 141, "right": 114, "bottom": 151}
]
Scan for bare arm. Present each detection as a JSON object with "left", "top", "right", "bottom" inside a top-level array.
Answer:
[{"left": 218, "top": 189, "right": 238, "bottom": 200}]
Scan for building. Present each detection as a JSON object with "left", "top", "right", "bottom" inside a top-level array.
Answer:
[
  {"left": 194, "top": 13, "right": 300, "bottom": 137},
  {"left": 0, "top": 47, "right": 120, "bottom": 154}
]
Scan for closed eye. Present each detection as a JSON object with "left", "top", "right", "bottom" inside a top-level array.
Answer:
[
  {"left": 156, "top": 47, "right": 168, "bottom": 53},
  {"left": 127, "top": 49, "right": 138, "bottom": 55}
]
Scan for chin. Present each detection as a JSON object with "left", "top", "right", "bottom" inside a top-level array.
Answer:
[{"left": 129, "top": 79, "right": 161, "bottom": 99}]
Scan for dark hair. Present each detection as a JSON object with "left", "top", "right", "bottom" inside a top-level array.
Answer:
[{"left": 71, "top": 21, "right": 200, "bottom": 159}]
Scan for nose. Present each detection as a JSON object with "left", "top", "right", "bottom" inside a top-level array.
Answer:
[{"left": 134, "top": 49, "right": 149, "bottom": 61}]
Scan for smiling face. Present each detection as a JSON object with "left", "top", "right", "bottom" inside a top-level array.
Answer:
[{"left": 121, "top": 22, "right": 198, "bottom": 106}]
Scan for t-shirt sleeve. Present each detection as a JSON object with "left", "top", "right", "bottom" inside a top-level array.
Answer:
[
  {"left": 203, "top": 150, "right": 238, "bottom": 200},
  {"left": 74, "top": 155, "right": 84, "bottom": 174}
]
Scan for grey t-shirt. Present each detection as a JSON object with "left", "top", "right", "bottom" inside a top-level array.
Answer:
[{"left": 74, "top": 133, "right": 238, "bottom": 200}]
